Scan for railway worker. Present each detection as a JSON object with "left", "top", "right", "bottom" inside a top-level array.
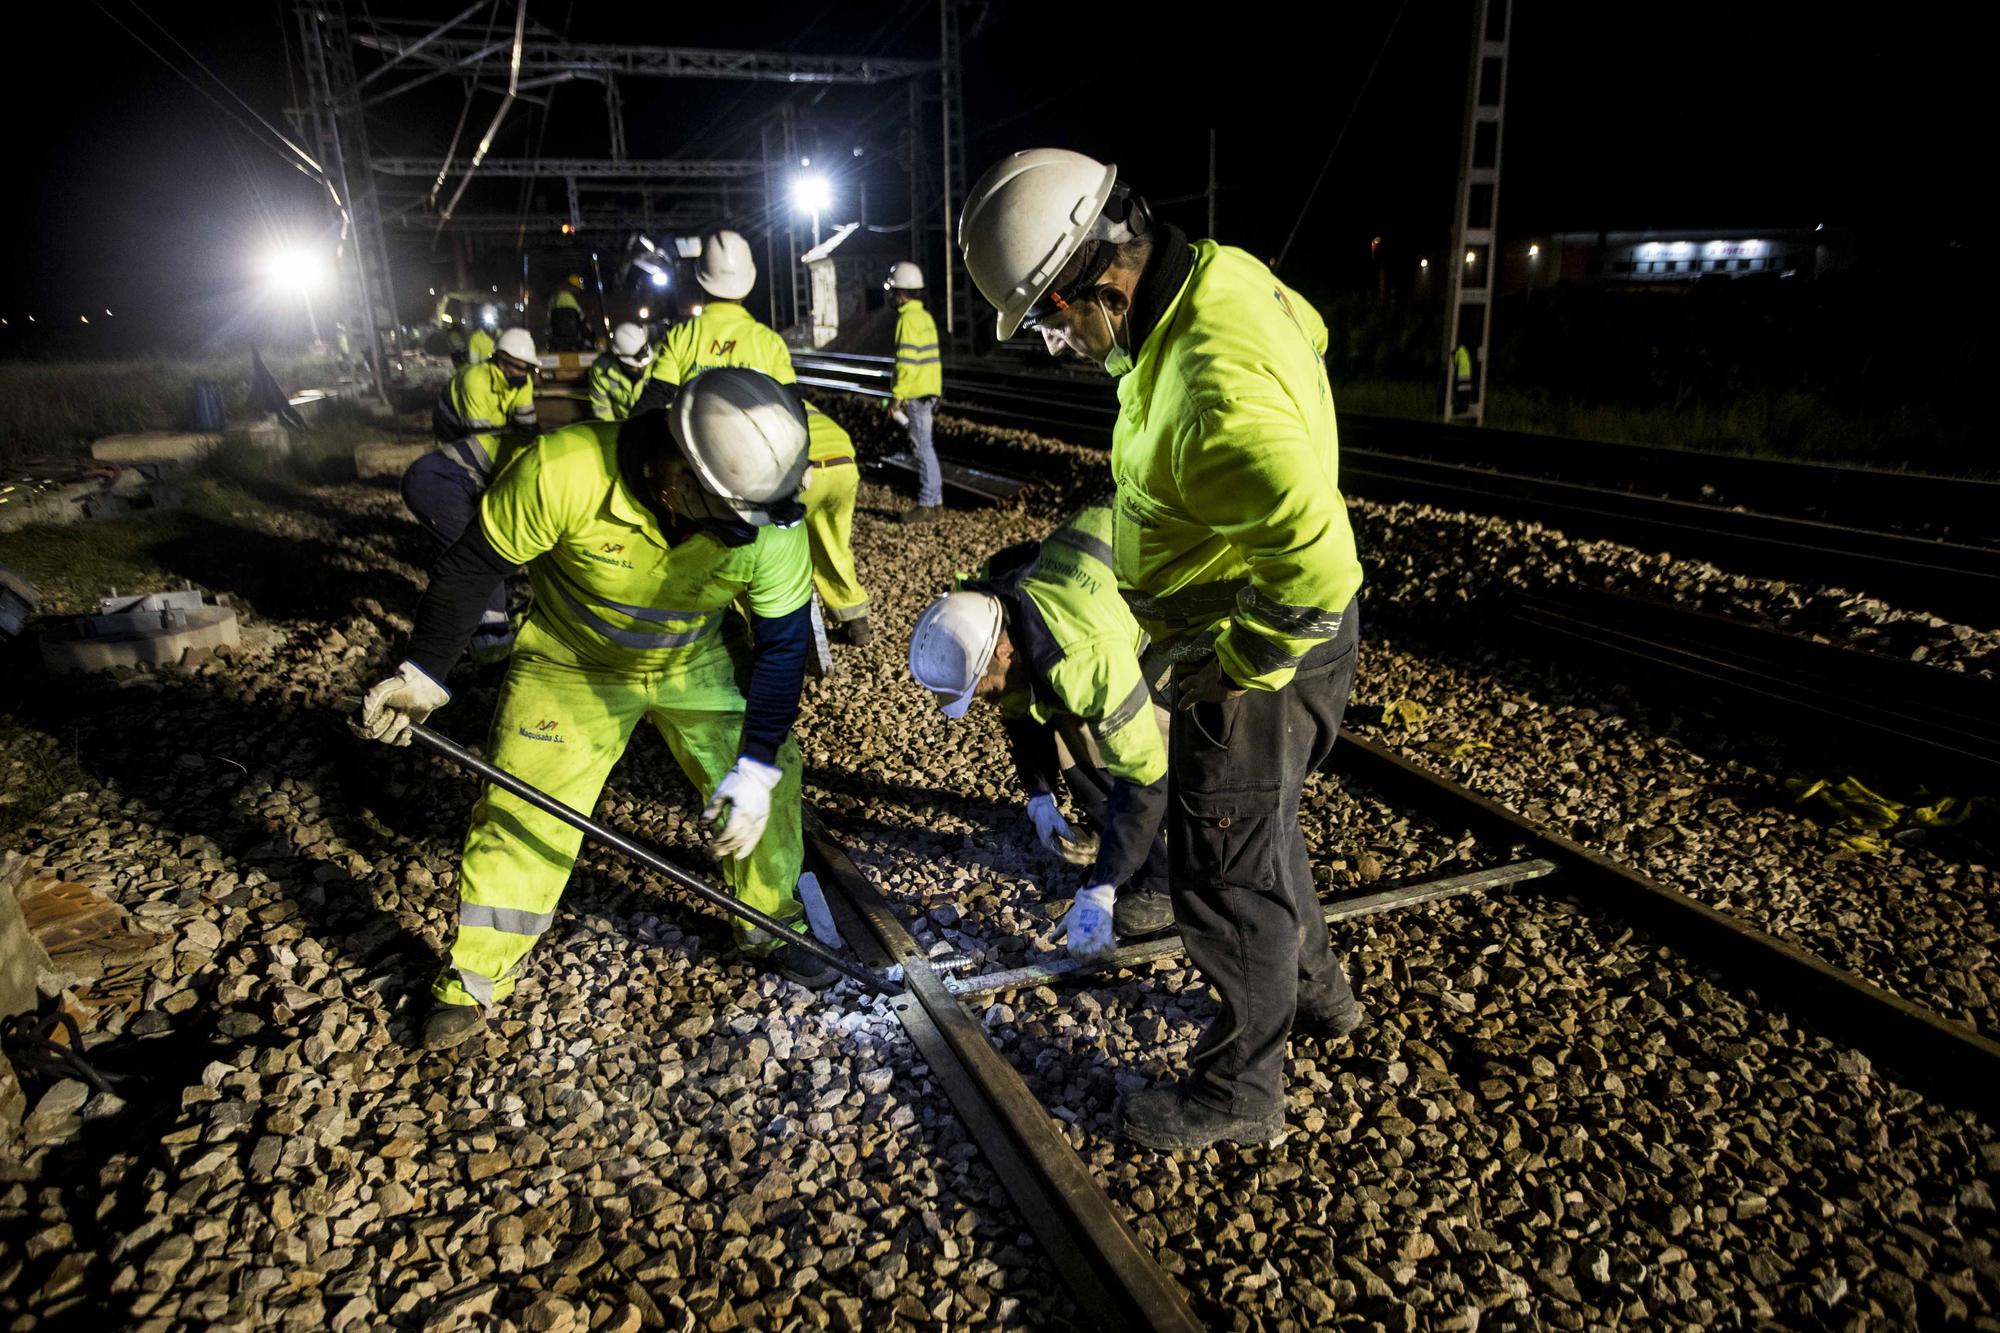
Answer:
[
  {"left": 631, "top": 231, "right": 873, "bottom": 645},
  {"left": 588, "top": 322, "right": 656, "bottom": 421},
  {"left": 1452, "top": 342, "right": 1474, "bottom": 415},
  {"left": 356, "top": 367, "right": 833, "bottom": 1050},
  {"left": 549, "top": 274, "right": 589, "bottom": 352},
  {"left": 467, "top": 324, "right": 495, "bottom": 366},
  {"left": 907, "top": 505, "right": 1174, "bottom": 953},
  {"left": 886, "top": 262, "right": 945, "bottom": 524},
  {"left": 961, "top": 149, "right": 1367, "bottom": 1151},
  {"left": 801, "top": 401, "right": 872, "bottom": 646},
  {"left": 406, "top": 327, "right": 542, "bottom": 663}
]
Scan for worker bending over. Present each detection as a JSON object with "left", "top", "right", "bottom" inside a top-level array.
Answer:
[
  {"left": 635, "top": 230, "right": 871, "bottom": 645},
  {"left": 909, "top": 506, "right": 1172, "bottom": 953},
  {"left": 357, "top": 368, "right": 832, "bottom": 1050},
  {"left": 963, "top": 149, "right": 1367, "bottom": 1151},
  {"left": 588, "top": 322, "right": 656, "bottom": 421},
  {"left": 886, "top": 263, "right": 944, "bottom": 524},
  {"left": 405, "top": 327, "right": 540, "bottom": 662}
]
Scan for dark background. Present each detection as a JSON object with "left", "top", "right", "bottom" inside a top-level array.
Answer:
[{"left": 0, "top": 3, "right": 1975, "bottom": 351}]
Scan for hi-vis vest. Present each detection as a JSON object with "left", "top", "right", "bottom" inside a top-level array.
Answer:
[
  {"left": 647, "top": 304, "right": 795, "bottom": 389},
  {"left": 433, "top": 361, "right": 538, "bottom": 479}
]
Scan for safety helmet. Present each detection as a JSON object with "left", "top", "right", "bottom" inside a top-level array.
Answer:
[
  {"left": 566, "top": 273, "right": 585, "bottom": 290},
  {"left": 907, "top": 591, "right": 1006, "bottom": 719},
  {"left": 885, "top": 261, "right": 925, "bottom": 291},
  {"left": 666, "top": 367, "right": 809, "bottom": 526},
  {"left": 494, "top": 327, "right": 539, "bottom": 369},
  {"left": 610, "top": 322, "right": 653, "bottom": 369},
  {"left": 958, "top": 148, "right": 1149, "bottom": 340},
  {"left": 696, "top": 229, "right": 757, "bottom": 300}
]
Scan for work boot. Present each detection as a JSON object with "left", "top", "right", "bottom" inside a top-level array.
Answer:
[
  {"left": 1112, "top": 888, "right": 1175, "bottom": 940},
  {"left": 773, "top": 940, "right": 841, "bottom": 991},
  {"left": 421, "top": 1001, "right": 487, "bottom": 1051},
  {"left": 834, "top": 617, "right": 874, "bottom": 647},
  {"left": 1295, "top": 979, "right": 1366, "bottom": 1041},
  {"left": 1121, "top": 1085, "right": 1285, "bottom": 1152},
  {"left": 899, "top": 504, "right": 944, "bottom": 525}
]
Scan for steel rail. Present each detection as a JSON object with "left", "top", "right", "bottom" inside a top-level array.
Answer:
[
  {"left": 1332, "top": 730, "right": 2000, "bottom": 1121},
  {"left": 804, "top": 820, "right": 1205, "bottom": 1333},
  {"left": 948, "top": 859, "right": 1558, "bottom": 1002}
]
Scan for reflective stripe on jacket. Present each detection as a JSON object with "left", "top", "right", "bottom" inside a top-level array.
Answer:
[
  {"left": 647, "top": 303, "right": 795, "bottom": 389},
  {"left": 479, "top": 420, "right": 811, "bottom": 672},
  {"left": 1111, "top": 240, "right": 1363, "bottom": 692},
  {"left": 433, "top": 361, "right": 537, "bottom": 478},
  {"left": 892, "top": 301, "right": 943, "bottom": 400}
]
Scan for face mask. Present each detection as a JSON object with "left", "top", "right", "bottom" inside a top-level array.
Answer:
[{"left": 1095, "top": 299, "right": 1135, "bottom": 378}]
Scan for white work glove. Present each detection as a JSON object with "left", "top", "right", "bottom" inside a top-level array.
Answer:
[
  {"left": 1060, "top": 885, "right": 1117, "bottom": 963},
  {"left": 352, "top": 661, "right": 450, "bottom": 747},
  {"left": 890, "top": 403, "right": 910, "bottom": 428},
  {"left": 1025, "top": 793, "right": 1073, "bottom": 853},
  {"left": 703, "top": 756, "right": 784, "bottom": 861}
]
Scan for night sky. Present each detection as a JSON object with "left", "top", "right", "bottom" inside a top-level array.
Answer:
[{"left": 0, "top": 2, "right": 1972, "bottom": 346}]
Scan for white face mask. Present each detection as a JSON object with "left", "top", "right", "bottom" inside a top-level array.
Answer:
[{"left": 1095, "top": 300, "right": 1135, "bottom": 378}]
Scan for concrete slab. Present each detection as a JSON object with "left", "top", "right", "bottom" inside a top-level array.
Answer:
[
  {"left": 242, "top": 418, "right": 291, "bottom": 456},
  {"left": 38, "top": 593, "right": 240, "bottom": 674},
  {"left": 89, "top": 431, "right": 221, "bottom": 469},
  {"left": 354, "top": 441, "right": 429, "bottom": 480}
]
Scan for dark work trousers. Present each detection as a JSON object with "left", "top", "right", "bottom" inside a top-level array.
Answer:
[
  {"left": 1061, "top": 760, "right": 1170, "bottom": 898},
  {"left": 400, "top": 452, "right": 509, "bottom": 633},
  {"left": 1170, "top": 600, "right": 1361, "bottom": 1117}
]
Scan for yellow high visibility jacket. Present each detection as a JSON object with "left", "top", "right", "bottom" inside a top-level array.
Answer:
[
  {"left": 1111, "top": 241, "right": 1364, "bottom": 692},
  {"left": 587, "top": 356, "right": 648, "bottom": 421},
  {"left": 892, "top": 300, "right": 942, "bottom": 400},
  {"left": 803, "top": 400, "right": 854, "bottom": 464},
  {"left": 467, "top": 328, "right": 495, "bottom": 365},
  {"left": 480, "top": 421, "right": 811, "bottom": 674},
  {"left": 550, "top": 289, "right": 584, "bottom": 314},
  {"left": 992, "top": 507, "right": 1166, "bottom": 789},
  {"left": 647, "top": 303, "right": 795, "bottom": 389},
  {"left": 433, "top": 361, "right": 538, "bottom": 479}
]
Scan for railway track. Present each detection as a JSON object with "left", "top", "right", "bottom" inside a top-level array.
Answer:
[
  {"left": 793, "top": 351, "right": 2000, "bottom": 622},
  {"left": 797, "top": 729, "right": 2000, "bottom": 1327}
]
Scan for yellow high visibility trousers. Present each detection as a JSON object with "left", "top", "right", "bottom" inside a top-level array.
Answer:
[
  {"left": 803, "top": 459, "right": 868, "bottom": 623},
  {"left": 432, "top": 626, "right": 804, "bottom": 1008}
]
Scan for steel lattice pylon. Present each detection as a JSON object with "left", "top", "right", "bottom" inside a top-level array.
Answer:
[{"left": 1440, "top": 0, "right": 1511, "bottom": 424}]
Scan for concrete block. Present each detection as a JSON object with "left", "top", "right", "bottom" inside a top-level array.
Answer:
[
  {"left": 354, "top": 441, "right": 430, "bottom": 480},
  {"left": 242, "top": 418, "right": 291, "bottom": 456},
  {"left": 0, "top": 855, "right": 53, "bottom": 1019},
  {"left": 38, "top": 592, "right": 240, "bottom": 674},
  {"left": 88, "top": 431, "right": 221, "bottom": 470}
]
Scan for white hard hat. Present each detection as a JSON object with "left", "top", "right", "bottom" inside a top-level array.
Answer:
[
  {"left": 885, "top": 261, "right": 925, "bottom": 291},
  {"left": 495, "top": 327, "right": 539, "bottom": 366},
  {"left": 908, "top": 591, "right": 1005, "bottom": 719},
  {"left": 667, "top": 367, "right": 810, "bottom": 526},
  {"left": 960, "top": 148, "right": 1126, "bottom": 340},
  {"left": 610, "top": 322, "right": 653, "bottom": 367},
  {"left": 696, "top": 229, "right": 757, "bottom": 300}
]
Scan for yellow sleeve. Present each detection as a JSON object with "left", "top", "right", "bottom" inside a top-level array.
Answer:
[
  {"left": 747, "top": 521, "right": 813, "bottom": 619},
  {"left": 648, "top": 323, "right": 697, "bottom": 386},
  {"left": 478, "top": 445, "right": 568, "bottom": 567},
  {"left": 1045, "top": 641, "right": 1167, "bottom": 786}
]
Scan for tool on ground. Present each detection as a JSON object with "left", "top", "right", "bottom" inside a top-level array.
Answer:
[
  {"left": 796, "top": 871, "right": 845, "bottom": 948},
  {"left": 397, "top": 719, "right": 898, "bottom": 994}
]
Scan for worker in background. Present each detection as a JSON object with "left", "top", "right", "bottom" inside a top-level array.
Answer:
[
  {"left": 908, "top": 506, "right": 1173, "bottom": 951},
  {"left": 549, "top": 274, "right": 588, "bottom": 353},
  {"left": 634, "top": 230, "right": 791, "bottom": 414},
  {"left": 405, "top": 327, "right": 541, "bottom": 662},
  {"left": 962, "top": 149, "right": 1367, "bottom": 1152},
  {"left": 356, "top": 368, "right": 833, "bottom": 1050},
  {"left": 589, "top": 322, "right": 656, "bottom": 421},
  {"left": 467, "top": 324, "right": 496, "bottom": 366},
  {"left": 629, "top": 232, "right": 871, "bottom": 645},
  {"left": 802, "top": 402, "right": 871, "bottom": 646},
  {"left": 886, "top": 263, "right": 944, "bottom": 524},
  {"left": 1452, "top": 342, "right": 1474, "bottom": 416}
]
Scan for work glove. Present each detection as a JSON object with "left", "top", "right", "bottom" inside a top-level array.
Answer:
[
  {"left": 1059, "top": 884, "right": 1117, "bottom": 963},
  {"left": 889, "top": 403, "right": 911, "bottom": 428},
  {"left": 352, "top": 661, "right": 450, "bottom": 747},
  {"left": 704, "top": 755, "right": 784, "bottom": 861},
  {"left": 1025, "top": 793, "right": 1073, "bottom": 854}
]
